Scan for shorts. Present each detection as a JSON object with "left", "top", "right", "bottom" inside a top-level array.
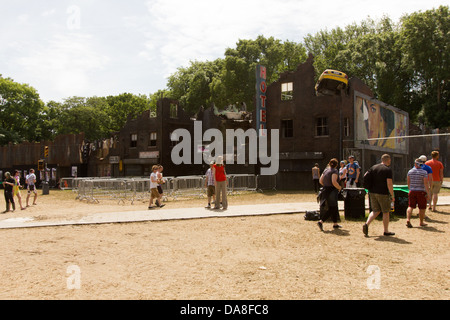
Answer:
[
  {"left": 27, "top": 185, "right": 37, "bottom": 194},
  {"left": 369, "top": 193, "right": 391, "bottom": 214},
  {"left": 157, "top": 185, "right": 163, "bottom": 194},
  {"left": 150, "top": 188, "right": 160, "bottom": 198},
  {"left": 207, "top": 185, "right": 215, "bottom": 197},
  {"left": 409, "top": 191, "right": 428, "bottom": 209},
  {"left": 430, "top": 181, "right": 442, "bottom": 195}
]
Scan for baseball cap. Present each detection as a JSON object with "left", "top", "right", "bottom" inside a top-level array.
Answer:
[{"left": 419, "top": 155, "right": 427, "bottom": 163}]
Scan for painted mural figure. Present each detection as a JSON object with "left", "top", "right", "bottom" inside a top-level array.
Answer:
[{"left": 361, "top": 100, "right": 395, "bottom": 148}]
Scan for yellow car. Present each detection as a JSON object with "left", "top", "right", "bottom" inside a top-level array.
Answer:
[{"left": 315, "top": 69, "right": 348, "bottom": 96}]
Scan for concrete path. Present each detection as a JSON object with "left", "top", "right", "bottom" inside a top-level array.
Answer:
[{"left": 1, "top": 195, "right": 449, "bottom": 230}]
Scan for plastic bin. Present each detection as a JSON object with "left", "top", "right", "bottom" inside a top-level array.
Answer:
[
  {"left": 343, "top": 188, "right": 366, "bottom": 219},
  {"left": 393, "top": 187, "right": 409, "bottom": 217}
]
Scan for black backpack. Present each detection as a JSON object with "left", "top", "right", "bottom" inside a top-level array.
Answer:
[
  {"left": 304, "top": 211, "right": 320, "bottom": 221},
  {"left": 363, "top": 168, "right": 373, "bottom": 191}
]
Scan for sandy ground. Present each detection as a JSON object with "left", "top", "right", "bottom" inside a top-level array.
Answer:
[{"left": 0, "top": 189, "right": 449, "bottom": 300}]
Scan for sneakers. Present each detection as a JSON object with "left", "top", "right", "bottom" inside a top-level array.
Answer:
[
  {"left": 317, "top": 221, "right": 324, "bottom": 232},
  {"left": 363, "top": 223, "right": 368, "bottom": 236},
  {"left": 383, "top": 232, "right": 395, "bottom": 236},
  {"left": 149, "top": 204, "right": 165, "bottom": 209}
]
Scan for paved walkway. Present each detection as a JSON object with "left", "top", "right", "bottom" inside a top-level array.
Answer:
[{"left": 1, "top": 195, "right": 449, "bottom": 230}]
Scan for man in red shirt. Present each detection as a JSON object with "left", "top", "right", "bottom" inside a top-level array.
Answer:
[
  {"left": 425, "top": 151, "right": 444, "bottom": 212},
  {"left": 212, "top": 156, "right": 228, "bottom": 210}
]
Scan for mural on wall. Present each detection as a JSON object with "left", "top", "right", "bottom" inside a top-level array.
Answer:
[{"left": 355, "top": 92, "right": 408, "bottom": 154}]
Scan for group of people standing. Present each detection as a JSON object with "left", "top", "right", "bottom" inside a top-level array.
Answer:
[
  {"left": 315, "top": 150, "right": 445, "bottom": 237},
  {"left": 405, "top": 151, "right": 444, "bottom": 228},
  {"left": 2, "top": 169, "right": 38, "bottom": 213},
  {"left": 314, "top": 155, "right": 362, "bottom": 231},
  {"left": 204, "top": 156, "right": 228, "bottom": 210},
  {"left": 148, "top": 155, "right": 229, "bottom": 211},
  {"left": 148, "top": 156, "right": 228, "bottom": 210},
  {"left": 312, "top": 155, "right": 361, "bottom": 194}
]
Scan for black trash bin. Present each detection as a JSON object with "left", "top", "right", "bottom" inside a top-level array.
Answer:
[
  {"left": 343, "top": 188, "right": 366, "bottom": 219},
  {"left": 393, "top": 189, "right": 409, "bottom": 217}
]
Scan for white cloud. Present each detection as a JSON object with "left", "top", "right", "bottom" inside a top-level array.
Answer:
[
  {"left": 0, "top": 0, "right": 446, "bottom": 102},
  {"left": 41, "top": 9, "right": 57, "bottom": 17},
  {"left": 15, "top": 33, "right": 110, "bottom": 100}
]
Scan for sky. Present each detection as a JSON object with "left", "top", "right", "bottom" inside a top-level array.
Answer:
[{"left": 0, "top": 0, "right": 447, "bottom": 103}]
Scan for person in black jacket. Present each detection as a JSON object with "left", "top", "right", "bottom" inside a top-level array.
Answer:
[
  {"left": 317, "top": 158, "right": 343, "bottom": 231},
  {"left": 2, "top": 172, "right": 16, "bottom": 213}
]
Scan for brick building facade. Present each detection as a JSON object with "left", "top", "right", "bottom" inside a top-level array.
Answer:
[{"left": 1, "top": 56, "right": 448, "bottom": 189}]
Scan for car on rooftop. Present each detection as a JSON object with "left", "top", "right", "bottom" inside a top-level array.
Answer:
[{"left": 315, "top": 69, "right": 348, "bottom": 96}]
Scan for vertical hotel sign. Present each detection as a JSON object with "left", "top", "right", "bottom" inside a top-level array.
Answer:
[{"left": 256, "top": 65, "right": 267, "bottom": 136}]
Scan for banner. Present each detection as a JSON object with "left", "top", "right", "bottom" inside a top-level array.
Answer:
[
  {"left": 255, "top": 65, "right": 267, "bottom": 136},
  {"left": 354, "top": 92, "right": 408, "bottom": 154}
]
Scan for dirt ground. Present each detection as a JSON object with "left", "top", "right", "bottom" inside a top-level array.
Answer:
[{"left": 0, "top": 189, "right": 449, "bottom": 300}]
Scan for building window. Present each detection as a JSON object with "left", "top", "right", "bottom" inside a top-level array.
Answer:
[
  {"left": 315, "top": 117, "right": 329, "bottom": 136},
  {"left": 149, "top": 132, "right": 157, "bottom": 147},
  {"left": 281, "top": 82, "right": 293, "bottom": 101},
  {"left": 281, "top": 119, "right": 294, "bottom": 138},
  {"left": 170, "top": 103, "right": 178, "bottom": 118},
  {"left": 130, "top": 133, "right": 138, "bottom": 148},
  {"left": 344, "top": 117, "right": 350, "bottom": 137}
]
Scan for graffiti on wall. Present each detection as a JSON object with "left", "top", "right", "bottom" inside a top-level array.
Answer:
[{"left": 355, "top": 92, "right": 408, "bottom": 154}]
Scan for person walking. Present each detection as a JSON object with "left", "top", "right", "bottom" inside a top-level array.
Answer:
[
  {"left": 2, "top": 172, "right": 15, "bottom": 213},
  {"left": 339, "top": 160, "right": 347, "bottom": 189},
  {"left": 25, "top": 169, "right": 37, "bottom": 207},
  {"left": 363, "top": 154, "right": 395, "bottom": 237},
  {"left": 345, "top": 155, "right": 360, "bottom": 188},
  {"left": 425, "top": 151, "right": 444, "bottom": 212},
  {"left": 417, "top": 155, "right": 433, "bottom": 217},
  {"left": 213, "top": 156, "right": 227, "bottom": 210},
  {"left": 148, "top": 165, "right": 164, "bottom": 209},
  {"left": 312, "top": 163, "right": 321, "bottom": 194},
  {"left": 317, "top": 158, "right": 343, "bottom": 231},
  {"left": 204, "top": 161, "right": 216, "bottom": 208},
  {"left": 13, "top": 170, "right": 25, "bottom": 210},
  {"left": 156, "top": 165, "right": 166, "bottom": 207},
  {"left": 406, "top": 159, "right": 431, "bottom": 228}
]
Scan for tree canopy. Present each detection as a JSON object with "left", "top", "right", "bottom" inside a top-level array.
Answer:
[{"left": 0, "top": 6, "right": 447, "bottom": 146}]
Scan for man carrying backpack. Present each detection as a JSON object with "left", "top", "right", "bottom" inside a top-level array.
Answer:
[
  {"left": 345, "top": 155, "right": 360, "bottom": 188},
  {"left": 363, "top": 154, "right": 396, "bottom": 237}
]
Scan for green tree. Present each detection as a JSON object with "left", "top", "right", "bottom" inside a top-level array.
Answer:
[
  {"left": 167, "top": 59, "right": 223, "bottom": 114},
  {"left": 209, "top": 36, "right": 307, "bottom": 111},
  {"left": 400, "top": 6, "right": 449, "bottom": 127},
  {"left": 55, "top": 96, "right": 110, "bottom": 141},
  {"left": 105, "top": 93, "right": 152, "bottom": 132},
  {"left": 38, "top": 100, "right": 64, "bottom": 141},
  {"left": 0, "top": 76, "right": 45, "bottom": 145}
]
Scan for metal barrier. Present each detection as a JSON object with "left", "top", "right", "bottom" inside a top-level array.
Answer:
[
  {"left": 230, "top": 174, "right": 257, "bottom": 193},
  {"left": 59, "top": 177, "right": 77, "bottom": 190},
  {"left": 63, "top": 174, "right": 275, "bottom": 204}
]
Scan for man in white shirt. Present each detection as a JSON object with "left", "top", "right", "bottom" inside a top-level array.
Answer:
[
  {"left": 26, "top": 169, "right": 37, "bottom": 207},
  {"left": 149, "top": 165, "right": 164, "bottom": 209}
]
